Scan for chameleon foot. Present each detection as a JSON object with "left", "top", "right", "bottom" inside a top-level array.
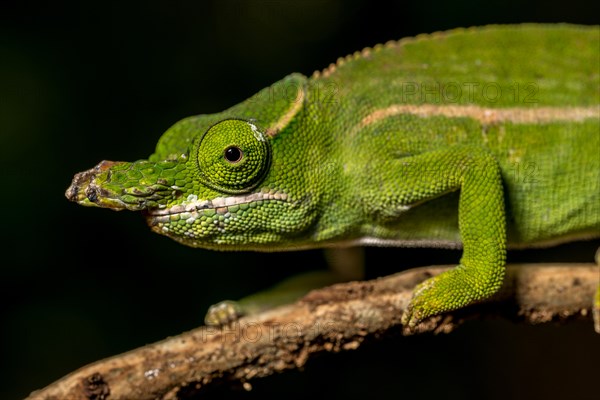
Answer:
[
  {"left": 204, "top": 300, "right": 244, "bottom": 327},
  {"left": 203, "top": 270, "right": 343, "bottom": 327},
  {"left": 401, "top": 265, "right": 503, "bottom": 328}
]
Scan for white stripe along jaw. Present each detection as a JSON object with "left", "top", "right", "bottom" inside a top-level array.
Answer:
[{"left": 148, "top": 191, "right": 288, "bottom": 220}]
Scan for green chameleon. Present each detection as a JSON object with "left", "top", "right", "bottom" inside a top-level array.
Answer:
[{"left": 66, "top": 24, "right": 600, "bottom": 329}]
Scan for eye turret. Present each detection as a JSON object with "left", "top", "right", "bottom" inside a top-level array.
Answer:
[{"left": 195, "top": 119, "right": 271, "bottom": 193}]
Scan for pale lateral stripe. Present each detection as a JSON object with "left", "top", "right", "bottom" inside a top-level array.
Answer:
[
  {"left": 358, "top": 104, "right": 600, "bottom": 129},
  {"left": 149, "top": 191, "right": 288, "bottom": 216},
  {"left": 265, "top": 87, "right": 305, "bottom": 137}
]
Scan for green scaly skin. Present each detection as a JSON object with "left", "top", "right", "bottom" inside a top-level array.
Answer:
[{"left": 66, "top": 24, "right": 600, "bottom": 328}]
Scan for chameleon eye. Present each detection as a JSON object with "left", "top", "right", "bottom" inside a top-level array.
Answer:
[
  {"left": 224, "top": 146, "right": 243, "bottom": 163},
  {"left": 196, "top": 119, "right": 270, "bottom": 194}
]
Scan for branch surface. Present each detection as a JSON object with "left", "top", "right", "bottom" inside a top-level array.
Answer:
[{"left": 27, "top": 263, "right": 598, "bottom": 400}]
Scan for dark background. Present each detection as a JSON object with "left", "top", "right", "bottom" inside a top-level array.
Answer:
[{"left": 1, "top": 1, "right": 599, "bottom": 399}]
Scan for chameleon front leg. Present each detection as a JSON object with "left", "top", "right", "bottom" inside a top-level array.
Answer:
[{"left": 363, "top": 145, "right": 507, "bottom": 327}]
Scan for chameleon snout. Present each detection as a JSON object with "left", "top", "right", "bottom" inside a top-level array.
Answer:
[
  {"left": 66, "top": 160, "right": 129, "bottom": 208},
  {"left": 66, "top": 158, "right": 187, "bottom": 212}
]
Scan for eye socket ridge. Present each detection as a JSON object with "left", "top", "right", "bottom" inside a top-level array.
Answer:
[{"left": 224, "top": 146, "right": 243, "bottom": 163}]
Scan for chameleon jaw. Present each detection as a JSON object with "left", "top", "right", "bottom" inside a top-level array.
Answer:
[{"left": 145, "top": 191, "right": 289, "bottom": 226}]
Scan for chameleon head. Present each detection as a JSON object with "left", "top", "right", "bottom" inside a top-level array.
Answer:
[{"left": 66, "top": 119, "right": 314, "bottom": 250}]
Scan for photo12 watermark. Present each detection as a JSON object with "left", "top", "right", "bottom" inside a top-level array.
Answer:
[
  {"left": 199, "top": 320, "right": 337, "bottom": 344},
  {"left": 397, "top": 81, "right": 539, "bottom": 104},
  {"left": 249, "top": 80, "right": 341, "bottom": 105},
  {"left": 248, "top": 79, "right": 540, "bottom": 106}
]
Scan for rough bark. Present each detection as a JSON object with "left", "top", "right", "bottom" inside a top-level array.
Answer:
[{"left": 26, "top": 263, "right": 598, "bottom": 400}]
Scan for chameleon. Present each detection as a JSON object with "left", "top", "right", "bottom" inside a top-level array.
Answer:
[{"left": 66, "top": 24, "right": 600, "bottom": 329}]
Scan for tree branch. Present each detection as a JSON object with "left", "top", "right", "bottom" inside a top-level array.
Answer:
[{"left": 27, "top": 263, "right": 598, "bottom": 400}]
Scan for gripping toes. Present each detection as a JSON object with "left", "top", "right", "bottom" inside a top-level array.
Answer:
[
  {"left": 401, "top": 266, "right": 503, "bottom": 328},
  {"left": 204, "top": 300, "right": 244, "bottom": 327},
  {"left": 401, "top": 278, "right": 438, "bottom": 327}
]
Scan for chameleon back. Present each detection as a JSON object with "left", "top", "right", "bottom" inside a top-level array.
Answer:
[{"left": 304, "top": 24, "right": 600, "bottom": 247}]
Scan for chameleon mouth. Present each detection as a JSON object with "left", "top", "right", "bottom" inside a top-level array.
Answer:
[{"left": 146, "top": 191, "right": 288, "bottom": 225}]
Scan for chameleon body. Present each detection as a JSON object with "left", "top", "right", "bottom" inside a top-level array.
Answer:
[{"left": 66, "top": 24, "right": 600, "bottom": 327}]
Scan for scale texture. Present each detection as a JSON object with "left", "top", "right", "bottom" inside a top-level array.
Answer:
[{"left": 66, "top": 24, "right": 600, "bottom": 326}]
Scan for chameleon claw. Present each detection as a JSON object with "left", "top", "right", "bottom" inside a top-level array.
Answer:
[
  {"left": 401, "top": 278, "right": 437, "bottom": 328},
  {"left": 401, "top": 299, "right": 421, "bottom": 329}
]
